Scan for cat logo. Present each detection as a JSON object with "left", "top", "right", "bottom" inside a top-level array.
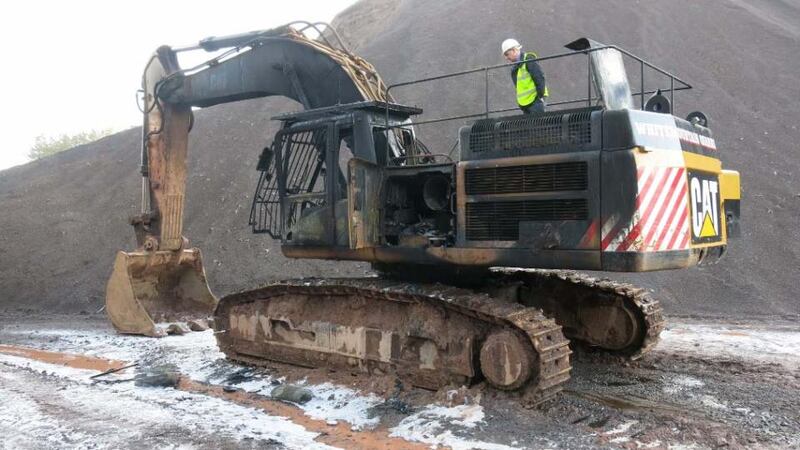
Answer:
[{"left": 688, "top": 171, "right": 721, "bottom": 243}]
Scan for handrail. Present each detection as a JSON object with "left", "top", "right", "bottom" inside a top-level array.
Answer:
[{"left": 383, "top": 44, "right": 693, "bottom": 134}]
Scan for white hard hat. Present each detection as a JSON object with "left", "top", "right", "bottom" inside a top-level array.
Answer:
[{"left": 501, "top": 38, "right": 521, "bottom": 54}]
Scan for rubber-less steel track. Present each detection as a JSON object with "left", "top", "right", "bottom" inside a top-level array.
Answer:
[
  {"left": 488, "top": 269, "right": 666, "bottom": 359},
  {"left": 214, "top": 278, "right": 572, "bottom": 407}
]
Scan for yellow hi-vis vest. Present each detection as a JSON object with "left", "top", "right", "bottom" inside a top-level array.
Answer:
[{"left": 516, "top": 52, "right": 549, "bottom": 106}]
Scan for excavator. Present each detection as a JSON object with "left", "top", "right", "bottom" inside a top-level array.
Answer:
[{"left": 106, "top": 22, "right": 741, "bottom": 406}]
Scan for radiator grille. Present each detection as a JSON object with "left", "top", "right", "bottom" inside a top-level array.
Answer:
[
  {"left": 464, "top": 162, "right": 588, "bottom": 195},
  {"left": 468, "top": 111, "right": 594, "bottom": 154},
  {"left": 465, "top": 199, "right": 588, "bottom": 241},
  {"left": 567, "top": 111, "right": 593, "bottom": 145}
]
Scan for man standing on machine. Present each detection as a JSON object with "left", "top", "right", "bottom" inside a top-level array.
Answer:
[{"left": 503, "top": 38, "right": 548, "bottom": 113}]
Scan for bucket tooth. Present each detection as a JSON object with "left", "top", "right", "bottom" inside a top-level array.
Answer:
[{"left": 105, "top": 248, "right": 218, "bottom": 337}]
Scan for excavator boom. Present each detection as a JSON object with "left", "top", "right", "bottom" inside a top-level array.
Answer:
[
  {"left": 106, "top": 23, "right": 396, "bottom": 336},
  {"left": 106, "top": 44, "right": 214, "bottom": 337}
]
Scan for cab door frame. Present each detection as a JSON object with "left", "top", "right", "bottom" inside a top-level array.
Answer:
[{"left": 348, "top": 158, "right": 382, "bottom": 249}]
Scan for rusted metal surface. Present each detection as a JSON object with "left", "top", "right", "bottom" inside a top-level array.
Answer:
[
  {"left": 110, "top": 24, "right": 407, "bottom": 338},
  {"left": 106, "top": 45, "right": 217, "bottom": 337},
  {"left": 479, "top": 330, "right": 535, "bottom": 390},
  {"left": 487, "top": 269, "right": 665, "bottom": 359},
  {"left": 348, "top": 159, "right": 382, "bottom": 249},
  {"left": 140, "top": 47, "right": 192, "bottom": 252},
  {"left": 281, "top": 244, "right": 602, "bottom": 270},
  {"left": 369, "top": 264, "right": 664, "bottom": 359},
  {"left": 105, "top": 249, "right": 217, "bottom": 337},
  {"left": 214, "top": 278, "right": 571, "bottom": 407}
]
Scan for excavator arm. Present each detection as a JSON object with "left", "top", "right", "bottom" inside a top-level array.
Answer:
[{"left": 107, "top": 24, "right": 393, "bottom": 336}]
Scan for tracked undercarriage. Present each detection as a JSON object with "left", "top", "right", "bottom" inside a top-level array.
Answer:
[
  {"left": 215, "top": 278, "right": 572, "bottom": 406},
  {"left": 213, "top": 271, "right": 665, "bottom": 406},
  {"left": 485, "top": 270, "right": 665, "bottom": 359}
]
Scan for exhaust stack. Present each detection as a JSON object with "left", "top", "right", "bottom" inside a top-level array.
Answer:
[{"left": 566, "top": 38, "right": 634, "bottom": 110}]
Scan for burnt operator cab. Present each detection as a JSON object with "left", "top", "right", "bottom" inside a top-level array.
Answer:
[{"left": 251, "top": 101, "right": 458, "bottom": 252}]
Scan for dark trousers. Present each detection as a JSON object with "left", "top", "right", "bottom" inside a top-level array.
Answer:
[{"left": 520, "top": 98, "right": 546, "bottom": 114}]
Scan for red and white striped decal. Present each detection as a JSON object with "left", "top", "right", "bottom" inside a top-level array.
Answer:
[
  {"left": 577, "top": 218, "right": 600, "bottom": 249},
  {"left": 601, "top": 167, "right": 690, "bottom": 252}
]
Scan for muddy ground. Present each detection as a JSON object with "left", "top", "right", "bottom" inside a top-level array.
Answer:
[{"left": 1, "top": 314, "right": 798, "bottom": 449}]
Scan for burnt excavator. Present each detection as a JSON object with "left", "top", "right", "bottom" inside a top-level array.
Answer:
[{"left": 106, "top": 23, "right": 741, "bottom": 406}]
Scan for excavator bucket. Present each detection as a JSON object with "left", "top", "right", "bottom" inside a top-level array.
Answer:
[{"left": 105, "top": 249, "right": 217, "bottom": 337}]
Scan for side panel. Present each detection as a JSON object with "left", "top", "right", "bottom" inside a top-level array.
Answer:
[
  {"left": 601, "top": 148, "right": 692, "bottom": 254},
  {"left": 599, "top": 109, "right": 735, "bottom": 271},
  {"left": 348, "top": 159, "right": 382, "bottom": 249},
  {"left": 604, "top": 149, "right": 727, "bottom": 252}
]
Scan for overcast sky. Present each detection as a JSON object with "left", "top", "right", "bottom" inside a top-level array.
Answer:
[{"left": 0, "top": 0, "right": 357, "bottom": 171}]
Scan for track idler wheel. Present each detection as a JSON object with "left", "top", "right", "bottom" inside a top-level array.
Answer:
[
  {"left": 575, "top": 301, "right": 640, "bottom": 351},
  {"left": 479, "top": 330, "right": 536, "bottom": 390}
]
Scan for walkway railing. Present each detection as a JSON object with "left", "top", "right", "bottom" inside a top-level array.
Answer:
[{"left": 384, "top": 44, "right": 692, "bottom": 130}]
